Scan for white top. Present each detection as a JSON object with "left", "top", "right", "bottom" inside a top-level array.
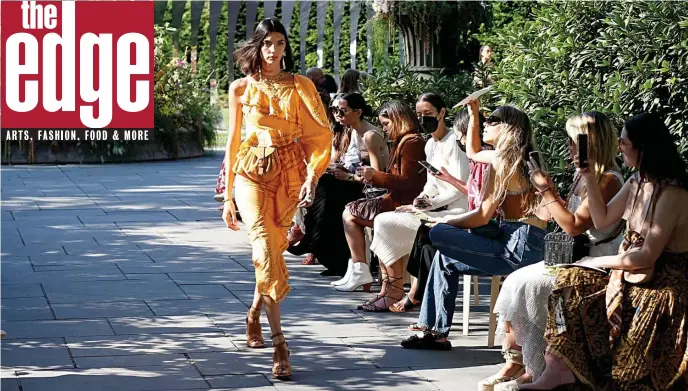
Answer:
[
  {"left": 345, "top": 127, "right": 388, "bottom": 171},
  {"left": 419, "top": 132, "right": 469, "bottom": 212}
]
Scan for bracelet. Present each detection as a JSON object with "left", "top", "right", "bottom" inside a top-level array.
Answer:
[
  {"left": 542, "top": 198, "right": 560, "bottom": 208},
  {"left": 536, "top": 187, "right": 552, "bottom": 196},
  {"left": 223, "top": 199, "right": 232, "bottom": 203}
]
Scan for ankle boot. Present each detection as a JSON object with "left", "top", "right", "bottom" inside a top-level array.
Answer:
[
  {"left": 334, "top": 261, "right": 373, "bottom": 292},
  {"left": 330, "top": 258, "right": 354, "bottom": 286}
]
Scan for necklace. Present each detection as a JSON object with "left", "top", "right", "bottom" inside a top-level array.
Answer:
[{"left": 258, "top": 68, "right": 285, "bottom": 100}]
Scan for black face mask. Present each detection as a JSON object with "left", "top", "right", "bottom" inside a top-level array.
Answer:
[{"left": 419, "top": 115, "right": 440, "bottom": 134}]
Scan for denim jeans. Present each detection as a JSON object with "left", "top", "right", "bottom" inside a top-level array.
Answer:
[{"left": 417, "top": 221, "right": 546, "bottom": 335}]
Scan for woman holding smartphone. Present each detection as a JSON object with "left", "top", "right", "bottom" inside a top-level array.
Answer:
[
  {"left": 401, "top": 99, "right": 547, "bottom": 350},
  {"left": 348, "top": 93, "right": 470, "bottom": 311},
  {"left": 480, "top": 111, "right": 625, "bottom": 391},
  {"left": 523, "top": 113, "right": 688, "bottom": 390}
]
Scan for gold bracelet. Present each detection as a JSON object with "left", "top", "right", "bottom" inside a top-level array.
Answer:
[{"left": 542, "top": 199, "right": 559, "bottom": 207}]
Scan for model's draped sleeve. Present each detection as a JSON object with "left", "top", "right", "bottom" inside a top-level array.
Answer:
[{"left": 294, "top": 74, "right": 332, "bottom": 181}]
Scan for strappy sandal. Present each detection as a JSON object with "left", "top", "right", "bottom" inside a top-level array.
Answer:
[
  {"left": 301, "top": 253, "right": 316, "bottom": 265},
  {"left": 408, "top": 323, "right": 428, "bottom": 332},
  {"left": 359, "top": 276, "right": 404, "bottom": 312},
  {"left": 478, "top": 348, "right": 526, "bottom": 391},
  {"left": 245, "top": 307, "right": 265, "bottom": 349},
  {"left": 390, "top": 294, "right": 420, "bottom": 313},
  {"left": 271, "top": 333, "right": 292, "bottom": 381},
  {"left": 400, "top": 331, "right": 452, "bottom": 350}
]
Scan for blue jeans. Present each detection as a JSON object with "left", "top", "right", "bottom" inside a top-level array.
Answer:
[{"left": 418, "top": 221, "right": 546, "bottom": 335}]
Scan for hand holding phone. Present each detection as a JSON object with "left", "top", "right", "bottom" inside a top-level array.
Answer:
[
  {"left": 577, "top": 133, "right": 589, "bottom": 169},
  {"left": 419, "top": 161, "right": 440, "bottom": 175}
]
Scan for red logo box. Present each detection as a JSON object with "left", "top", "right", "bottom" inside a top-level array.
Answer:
[{"left": 1, "top": 0, "right": 154, "bottom": 130}]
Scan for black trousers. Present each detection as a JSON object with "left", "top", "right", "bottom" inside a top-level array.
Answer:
[{"left": 405, "top": 224, "right": 437, "bottom": 302}]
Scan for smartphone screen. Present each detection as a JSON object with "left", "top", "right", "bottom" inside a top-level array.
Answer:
[
  {"left": 419, "top": 161, "right": 439, "bottom": 174},
  {"left": 577, "top": 133, "right": 589, "bottom": 169}
]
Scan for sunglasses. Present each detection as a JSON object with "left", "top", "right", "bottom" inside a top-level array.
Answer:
[
  {"left": 330, "top": 107, "right": 353, "bottom": 117},
  {"left": 485, "top": 115, "right": 503, "bottom": 126}
]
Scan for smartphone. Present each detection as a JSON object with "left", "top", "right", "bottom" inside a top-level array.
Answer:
[
  {"left": 419, "top": 161, "right": 440, "bottom": 174},
  {"left": 577, "top": 133, "right": 589, "bottom": 169},
  {"left": 529, "top": 151, "right": 542, "bottom": 170}
]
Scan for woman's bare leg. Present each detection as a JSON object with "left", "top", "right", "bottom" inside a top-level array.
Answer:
[
  {"left": 342, "top": 210, "right": 373, "bottom": 263},
  {"left": 520, "top": 352, "right": 575, "bottom": 389}
]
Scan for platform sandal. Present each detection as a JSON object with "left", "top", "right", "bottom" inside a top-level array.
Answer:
[
  {"left": 271, "top": 333, "right": 292, "bottom": 381},
  {"left": 245, "top": 306, "right": 265, "bottom": 349}
]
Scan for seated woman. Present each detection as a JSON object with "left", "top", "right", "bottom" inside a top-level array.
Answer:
[
  {"left": 481, "top": 111, "right": 625, "bottom": 391},
  {"left": 334, "top": 100, "right": 427, "bottom": 292},
  {"left": 397, "top": 109, "right": 492, "bottom": 314},
  {"left": 401, "top": 101, "right": 547, "bottom": 350},
  {"left": 353, "top": 93, "right": 470, "bottom": 312},
  {"left": 522, "top": 113, "right": 688, "bottom": 390},
  {"left": 288, "top": 93, "right": 387, "bottom": 274}
]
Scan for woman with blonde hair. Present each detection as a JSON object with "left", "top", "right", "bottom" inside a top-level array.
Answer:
[
  {"left": 480, "top": 111, "right": 625, "bottom": 390},
  {"left": 401, "top": 100, "right": 547, "bottom": 350},
  {"left": 222, "top": 18, "right": 331, "bottom": 380},
  {"left": 334, "top": 100, "right": 427, "bottom": 292},
  {"left": 523, "top": 113, "right": 688, "bottom": 390}
]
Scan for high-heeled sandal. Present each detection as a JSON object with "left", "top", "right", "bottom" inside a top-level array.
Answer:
[
  {"left": 478, "top": 348, "right": 526, "bottom": 391},
  {"left": 271, "top": 332, "right": 292, "bottom": 381},
  {"left": 359, "top": 276, "right": 404, "bottom": 312},
  {"left": 245, "top": 306, "right": 265, "bottom": 349}
]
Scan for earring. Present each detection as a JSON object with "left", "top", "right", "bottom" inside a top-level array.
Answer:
[{"left": 281, "top": 56, "right": 286, "bottom": 70}]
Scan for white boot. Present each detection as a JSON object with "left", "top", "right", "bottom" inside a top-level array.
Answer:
[
  {"left": 334, "top": 262, "right": 373, "bottom": 292},
  {"left": 330, "top": 258, "right": 354, "bottom": 286}
]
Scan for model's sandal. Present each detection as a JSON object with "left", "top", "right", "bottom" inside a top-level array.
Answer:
[
  {"left": 400, "top": 331, "right": 452, "bottom": 350},
  {"left": 389, "top": 294, "right": 420, "bottom": 313},
  {"left": 245, "top": 306, "right": 265, "bottom": 349},
  {"left": 478, "top": 348, "right": 526, "bottom": 391},
  {"left": 271, "top": 333, "right": 292, "bottom": 381}
]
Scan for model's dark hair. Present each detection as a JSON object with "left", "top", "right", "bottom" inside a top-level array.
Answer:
[
  {"left": 323, "top": 74, "right": 338, "bottom": 94},
  {"left": 340, "top": 93, "right": 373, "bottom": 119},
  {"left": 624, "top": 113, "right": 688, "bottom": 189},
  {"left": 417, "top": 92, "right": 447, "bottom": 114},
  {"left": 234, "top": 18, "right": 294, "bottom": 75},
  {"left": 339, "top": 69, "right": 361, "bottom": 94}
]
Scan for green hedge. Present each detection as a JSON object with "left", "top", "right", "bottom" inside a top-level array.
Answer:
[{"left": 488, "top": 1, "right": 688, "bottom": 193}]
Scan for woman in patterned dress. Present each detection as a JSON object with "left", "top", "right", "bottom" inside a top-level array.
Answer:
[{"left": 522, "top": 113, "right": 688, "bottom": 390}]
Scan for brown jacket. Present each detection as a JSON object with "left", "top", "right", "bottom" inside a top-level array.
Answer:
[{"left": 371, "top": 132, "right": 427, "bottom": 212}]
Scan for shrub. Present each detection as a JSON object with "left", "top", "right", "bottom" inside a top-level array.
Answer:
[
  {"left": 488, "top": 1, "right": 688, "bottom": 193},
  {"left": 362, "top": 59, "right": 473, "bottom": 124},
  {"left": 154, "top": 25, "right": 220, "bottom": 158}
]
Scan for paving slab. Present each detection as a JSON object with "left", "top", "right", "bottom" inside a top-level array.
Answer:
[
  {"left": 66, "top": 333, "right": 237, "bottom": 357},
  {"left": 1, "top": 297, "right": 55, "bottom": 321},
  {"left": 43, "top": 280, "right": 188, "bottom": 303},
  {"left": 1, "top": 338, "right": 74, "bottom": 370},
  {"left": 2, "top": 319, "right": 114, "bottom": 339},
  {"left": 146, "top": 298, "right": 246, "bottom": 317},
  {"left": 74, "top": 353, "right": 189, "bottom": 369},
  {"left": 51, "top": 301, "right": 155, "bottom": 319},
  {"left": 16, "top": 364, "right": 209, "bottom": 391},
  {"left": 108, "top": 315, "right": 221, "bottom": 335}
]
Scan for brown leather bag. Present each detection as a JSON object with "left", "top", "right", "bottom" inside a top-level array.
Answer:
[{"left": 235, "top": 146, "right": 281, "bottom": 183}]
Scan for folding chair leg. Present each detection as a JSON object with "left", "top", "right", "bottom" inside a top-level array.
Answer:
[
  {"left": 487, "top": 276, "right": 501, "bottom": 347},
  {"left": 473, "top": 275, "right": 480, "bottom": 305},
  {"left": 462, "top": 274, "right": 472, "bottom": 336}
]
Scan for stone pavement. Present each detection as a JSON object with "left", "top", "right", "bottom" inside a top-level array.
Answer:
[{"left": 1, "top": 153, "right": 502, "bottom": 391}]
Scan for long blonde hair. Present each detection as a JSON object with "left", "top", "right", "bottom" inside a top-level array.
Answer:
[
  {"left": 566, "top": 111, "right": 620, "bottom": 197},
  {"left": 491, "top": 106, "right": 541, "bottom": 215}
]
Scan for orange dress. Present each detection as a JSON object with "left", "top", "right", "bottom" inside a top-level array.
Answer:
[{"left": 232, "top": 74, "right": 331, "bottom": 303}]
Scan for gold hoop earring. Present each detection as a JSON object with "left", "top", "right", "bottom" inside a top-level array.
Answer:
[{"left": 281, "top": 56, "right": 286, "bottom": 70}]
